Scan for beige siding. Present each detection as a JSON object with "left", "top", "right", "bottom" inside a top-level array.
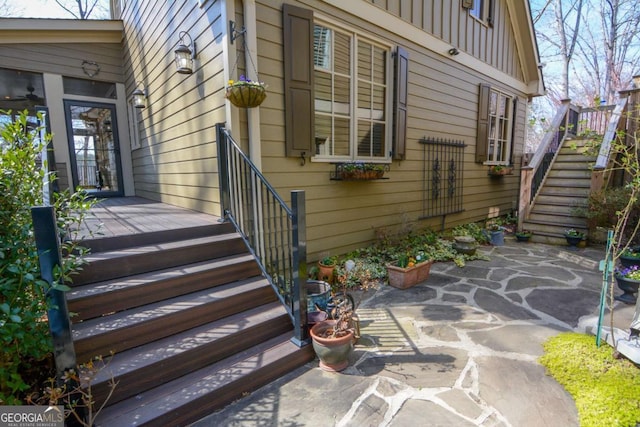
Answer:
[
  {"left": 120, "top": 0, "right": 226, "bottom": 215},
  {"left": 255, "top": 0, "right": 528, "bottom": 260},
  {"left": 371, "top": 0, "right": 524, "bottom": 82},
  {"left": 0, "top": 43, "right": 123, "bottom": 82}
]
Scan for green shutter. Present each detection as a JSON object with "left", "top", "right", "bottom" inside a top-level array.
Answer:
[
  {"left": 393, "top": 46, "right": 409, "bottom": 160},
  {"left": 283, "top": 4, "right": 314, "bottom": 157},
  {"left": 476, "top": 83, "right": 490, "bottom": 163}
]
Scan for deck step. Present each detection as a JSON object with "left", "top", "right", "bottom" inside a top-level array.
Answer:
[
  {"left": 68, "top": 253, "right": 261, "bottom": 321},
  {"left": 78, "top": 223, "right": 235, "bottom": 253},
  {"left": 89, "top": 302, "right": 292, "bottom": 407},
  {"left": 95, "top": 333, "right": 315, "bottom": 427},
  {"left": 72, "top": 233, "right": 248, "bottom": 285},
  {"left": 73, "top": 277, "right": 275, "bottom": 362}
]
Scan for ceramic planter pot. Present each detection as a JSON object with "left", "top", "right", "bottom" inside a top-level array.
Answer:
[
  {"left": 620, "top": 251, "right": 640, "bottom": 268},
  {"left": 515, "top": 233, "right": 531, "bottom": 242},
  {"left": 452, "top": 236, "right": 478, "bottom": 255},
  {"left": 310, "top": 320, "right": 354, "bottom": 372},
  {"left": 306, "top": 280, "right": 331, "bottom": 312},
  {"left": 386, "top": 260, "right": 434, "bottom": 289},
  {"left": 317, "top": 262, "right": 335, "bottom": 284},
  {"left": 564, "top": 234, "right": 583, "bottom": 247},
  {"left": 614, "top": 274, "right": 639, "bottom": 304}
]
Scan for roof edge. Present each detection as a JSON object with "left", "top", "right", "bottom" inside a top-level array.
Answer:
[{"left": 0, "top": 18, "right": 123, "bottom": 43}]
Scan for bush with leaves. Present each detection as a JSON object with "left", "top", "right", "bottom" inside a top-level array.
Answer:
[{"left": 0, "top": 110, "right": 97, "bottom": 404}]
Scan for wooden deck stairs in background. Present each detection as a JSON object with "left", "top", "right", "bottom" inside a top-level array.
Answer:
[
  {"left": 522, "top": 138, "right": 596, "bottom": 245},
  {"left": 68, "top": 222, "right": 314, "bottom": 426}
]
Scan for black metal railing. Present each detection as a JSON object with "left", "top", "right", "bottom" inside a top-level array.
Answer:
[
  {"left": 216, "top": 124, "right": 308, "bottom": 345},
  {"left": 419, "top": 137, "right": 466, "bottom": 220},
  {"left": 526, "top": 102, "right": 572, "bottom": 203}
]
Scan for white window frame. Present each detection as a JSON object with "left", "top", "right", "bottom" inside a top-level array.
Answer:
[
  {"left": 470, "top": 0, "right": 490, "bottom": 23},
  {"left": 312, "top": 19, "right": 393, "bottom": 163},
  {"left": 486, "top": 88, "right": 513, "bottom": 165}
]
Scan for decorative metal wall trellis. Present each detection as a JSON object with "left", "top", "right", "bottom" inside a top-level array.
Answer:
[{"left": 419, "top": 137, "right": 466, "bottom": 219}]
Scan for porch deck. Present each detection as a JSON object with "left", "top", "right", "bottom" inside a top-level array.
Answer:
[{"left": 77, "top": 197, "right": 221, "bottom": 239}]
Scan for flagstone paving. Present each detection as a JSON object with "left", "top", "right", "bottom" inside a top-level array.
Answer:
[{"left": 193, "top": 241, "right": 638, "bottom": 427}]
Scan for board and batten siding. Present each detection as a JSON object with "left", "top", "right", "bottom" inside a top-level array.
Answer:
[
  {"left": 250, "top": 0, "right": 531, "bottom": 260},
  {"left": 120, "top": 0, "right": 227, "bottom": 215},
  {"left": 370, "top": 0, "right": 524, "bottom": 82}
]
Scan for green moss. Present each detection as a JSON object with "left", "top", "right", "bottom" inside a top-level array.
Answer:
[{"left": 539, "top": 332, "right": 640, "bottom": 427}]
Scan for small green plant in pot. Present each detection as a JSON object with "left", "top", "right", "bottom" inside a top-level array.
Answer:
[{"left": 318, "top": 255, "right": 337, "bottom": 284}]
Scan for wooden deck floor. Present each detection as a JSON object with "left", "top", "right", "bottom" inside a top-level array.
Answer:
[{"left": 77, "top": 197, "right": 221, "bottom": 239}]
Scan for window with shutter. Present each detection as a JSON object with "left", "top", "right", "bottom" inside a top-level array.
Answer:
[
  {"left": 312, "top": 21, "right": 393, "bottom": 162},
  {"left": 468, "top": 0, "right": 494, "bottom": 26},
  {"left": 477, "top": 83, "right": 514, "bottom": 164}
]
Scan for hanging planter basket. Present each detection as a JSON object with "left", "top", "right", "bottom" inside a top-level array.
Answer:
[{"left": 225, "top": 84, "right": 267, "bottom": 108}]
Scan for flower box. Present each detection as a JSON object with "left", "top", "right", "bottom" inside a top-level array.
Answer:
[
  {"left": 332, "top": 162, "right": 388, "bottom": 181},
  {"left": 386, "top": 260, "right": 433, "bottom": 289},
  {"left": 487, "top": 166, "right": 513, "bottom": 176}
]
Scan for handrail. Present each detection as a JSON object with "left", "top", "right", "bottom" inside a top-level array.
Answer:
[
  {"left": 527, "top": 102, "right": 570, "bottom": 171},
  {"left": 216, "top": 123, "right": 309, "bottom": 346},
  {"left": 595, "top": 97, "right": 628, "bottom": 169}
]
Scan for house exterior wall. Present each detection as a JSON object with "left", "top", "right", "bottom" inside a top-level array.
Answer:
[
  {"left": 116, "top": 0, "right": 539, "bottom": 260},
  {"left": 119, "top": 0, "right": 228, "bottom": 215},
  {"left": 253, "top": 0, "right": 533, "bottom": 259}
]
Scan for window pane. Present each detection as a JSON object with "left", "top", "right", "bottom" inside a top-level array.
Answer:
[
  {"left": 358, "top": 40, "right": 372, "bottom": 81},
  {"left": 334, "top": 117, "right": 350, "bottom": 156},
  {"left": 357, "top": 121, "right": 371, "bottom": 156},
  {"left": 63, "top": 77, "right": 117, "bottom": 99},
  {"left": 373, "top": 85, "right": 385, "bottom": 120},
  {"left": 489, "top": 92, "right": 497, "bottom": 115},
  {"left": 315, "top": 70, "right": 332, "bottom": 110},
  {"left": 314, "top": 25, "right": 331, "bottom": 70},
  {"left": 315, "top": 115, "right": 332, "bottom": 155},
  {"left": 373, "top": 46, "right": 386, "bottom": 84},
  {"left": 334, "top": 32, "right": 351, "bottom": 75},
  {"left": 372, "top": 123, "right": 385, "bottom": 157},
  {"left": 334, "top": 75, "right": 350, "bottom": 113},
  {"left": 358, "top": 83, "right": 371, "bottom": 117}
]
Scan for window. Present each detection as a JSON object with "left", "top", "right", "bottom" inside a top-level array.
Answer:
[
  {"left": 469, "top": 0, "right": 494, "bottom": 26},
  {"left": 487, "top": 89, "right": 513, "bottom": 164},
  {"left": 63, "top": 77, "right": 117, "bottom": 99},
  {"left": 312, "top": 23, "right": 391, "bottom": 161}
]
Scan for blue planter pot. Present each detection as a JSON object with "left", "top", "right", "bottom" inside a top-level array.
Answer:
[{"left": 489, "top": 230, "right": 504, "bottom": 246}]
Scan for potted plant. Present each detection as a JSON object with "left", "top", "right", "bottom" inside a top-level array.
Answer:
[
  {"left": 336, "top": 162, "right": 387, "bottom": 180},
  {"left": 309, "top": 273, "right": 359, "bottom": 372},
  {"left": 452, "top": 235, "right": 478, "bottom": 255},
  {"left": 386, "top": 251, "right": 434, "bottom": 289},
  {"left": 515, "top": 230, "right": 533, "bottom": 242},
  {"left": 318, "top": 256, "right": 337, "bottom": 284},
  {"left": 486, "top": 223, "right": 505, "bottom": 246},
  {"left": 614, "top": 264, "right": 640, "bottom": 304},
  {"left": 225, "top": 75, "right": 267, "bottom": 108},
  {"left": 620, "top": 246, "right": 640, "bottom": 268},
  {"left": 564, "top": 229, "right": 585, "bottom": 248}
]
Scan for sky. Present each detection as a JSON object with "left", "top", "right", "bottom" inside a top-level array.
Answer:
[{"left": 13, "top": 0, "right": 111, "bottom": 19}]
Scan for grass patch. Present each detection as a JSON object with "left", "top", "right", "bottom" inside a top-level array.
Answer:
[{"left": 539, "top": 332, "right": 640, "bottom": 427}]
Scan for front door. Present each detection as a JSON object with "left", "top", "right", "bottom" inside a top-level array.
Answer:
[{"left": 64, "top": 100, "right": 123, "bottom": 197}]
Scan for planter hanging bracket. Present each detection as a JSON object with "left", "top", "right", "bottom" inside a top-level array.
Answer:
[{"left": 229, "top": 20, "right": 246, "bottom": 44}]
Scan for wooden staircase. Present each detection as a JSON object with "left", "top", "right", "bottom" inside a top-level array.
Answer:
[
  {"left": 522, "top": 138, "right": 596, "bottom": 244},
  {"left": 68, "top": 222, "right": 314, "bottom": 426}
]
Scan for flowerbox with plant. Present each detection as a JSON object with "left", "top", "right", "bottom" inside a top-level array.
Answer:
[
  {"left": 225, "top": 75, "right": 267, "bottom": 108},
  {"left": 336, "top": 161, "right": 387, "bottom": 180},
  {"left": 488, "top": 165, "right": 513, "bottom": 176}
]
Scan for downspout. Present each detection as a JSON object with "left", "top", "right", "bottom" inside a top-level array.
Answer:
[{"left": 243, "top": 0, "right": 262, "bottom": 170}]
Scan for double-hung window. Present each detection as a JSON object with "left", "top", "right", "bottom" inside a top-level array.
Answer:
[
  {"left": 468, "top": 0, "right": 494, "bottom": 26},
  {"left": 312, "top": 23, "right": 392, "bottom": 161},
  {"left": 487, "top": 88, "right": 513, "bottom": 164}
]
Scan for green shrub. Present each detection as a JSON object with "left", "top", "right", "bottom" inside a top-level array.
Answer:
[
  {"left": 539, "top": 332, "right": 640, "bottom": 427},
  {"left": 0, "top": 110, "right": 97, "bottom": 404}
]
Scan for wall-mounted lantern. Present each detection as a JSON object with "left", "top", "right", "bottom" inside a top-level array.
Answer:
[{"left": 175, "top": 31, "right": 197, "bottom": 74}]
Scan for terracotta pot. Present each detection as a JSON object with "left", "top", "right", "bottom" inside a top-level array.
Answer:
[
  {"left": 310, "top": 320, "right": 354, "bottom": 372},
  {"left": 317, "top": 263, "right": 335, "bottom": 284},
  {"left": 386, "top": 260, "right": 433, "bottom": 289}
]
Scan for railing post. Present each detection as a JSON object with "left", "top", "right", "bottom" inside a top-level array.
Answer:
[
  {"left": 290, "top": 190, "right": 309, "bottom": 346},
  {"left": 31, "top": 206, "right": 76, "bottom": 378},
  {"left": 518, "top": 165, "right": 533, "bottom": 227},
  {"left": 216, "top": 123, "right": 231, "bottom": 219}
]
